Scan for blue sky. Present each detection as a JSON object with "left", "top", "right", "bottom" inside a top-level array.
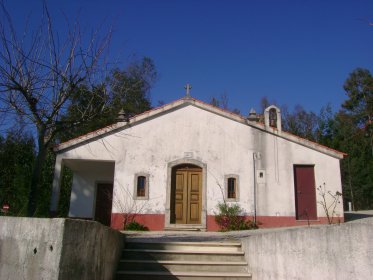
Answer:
[{"left": 5, "top": 0, "right": 373, "bottom": 114}]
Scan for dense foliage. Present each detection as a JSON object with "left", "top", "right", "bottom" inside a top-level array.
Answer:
[
  {"left": 58, "top": 57, "right": 156, "bottom": 142},
  {"left": 0, "top": 132, "right": 34, "bottom": 216},
  {"left": 215, "top": 202, "right": 258, "bottom": 231},
  {"left": 124, "top": 221, "right": 149, "bottom": 231},
  {"left": 0, "top": 131, "right": 72, "bottom": 217}
]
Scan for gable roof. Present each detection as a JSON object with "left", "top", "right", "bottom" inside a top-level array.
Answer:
[{"left": 54, "top": 97, "right": 346, "bottom": 159}]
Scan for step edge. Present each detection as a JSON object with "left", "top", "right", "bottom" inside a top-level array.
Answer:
[
  {"left": 123, "top": 249, "right": 245, "bottom": 255},
  {"left": 125, "top": 241, "right": 242, "bottom": 246},
  {"left": 120, "top": 260, "right": 248, "bottom": 265},
  {"left": 116, "top": 270, "right": 252, "bottom": 277}
]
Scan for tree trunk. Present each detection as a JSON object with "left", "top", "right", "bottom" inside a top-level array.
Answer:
[{"left": 27, "top": 135, "right": 47, "bottom": 217}]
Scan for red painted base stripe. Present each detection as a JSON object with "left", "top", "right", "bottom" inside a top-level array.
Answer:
[
  {"left": 110, "top": 213, "right": 344, "bottom": 231},
  {"left": 111, "top": 213, "right": 165, "bottom": 230}
]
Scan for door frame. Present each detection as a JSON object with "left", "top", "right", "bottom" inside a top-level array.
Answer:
[
  {"left": 293, "top": 165, "right": 318, "bottom": 221},
  {"left": 93, "top": 181, "right": 114, "bottom": 226},
  {"left": 165, "top": 158, "right": 207, "bottom": 230}
]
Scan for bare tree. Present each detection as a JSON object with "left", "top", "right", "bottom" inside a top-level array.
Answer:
[
  {"left": 0, "top": 2, "right": 112, "bottom": 216},
  {"left": 209, "top": 91, "right": 241, "bottom": 114},
  {"left": 317, "top": 183, "right": 342, "bottom": 224},
  {"left": 220, "top": 91, "right": 229, "bottom": 110},
  {"left": 260, "top": 96, "right": 271, "bottom": 112},
  {"left": 112, "top": 184, "right": 151, "bottom": 230}
]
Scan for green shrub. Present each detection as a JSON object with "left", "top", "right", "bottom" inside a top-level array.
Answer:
[
  {"left": 124, "top": 221, "right": 149, "bottom": 231},
  {"left": 215, "top": 202, "right": 258, "bottom": 231}
]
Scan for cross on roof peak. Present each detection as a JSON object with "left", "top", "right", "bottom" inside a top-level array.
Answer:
[{"left": 184, "top": 83, "right": 192, "bottom": 98}]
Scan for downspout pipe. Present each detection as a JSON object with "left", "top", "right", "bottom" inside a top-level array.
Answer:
[{"left": 253, "top": 152, "right": 257, "bottom": 224}]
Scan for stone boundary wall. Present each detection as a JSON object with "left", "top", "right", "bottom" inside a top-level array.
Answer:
[
  {"left": 241, "top": 219, "right": 373, "bottom": 280},
  {"left": 0, "top": 217, "right": 124, "bottom": 280}
]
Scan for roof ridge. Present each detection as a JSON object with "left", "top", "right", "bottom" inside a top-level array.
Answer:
[{"left": 54, "top": 97, "right": 346, "bottom": 158}]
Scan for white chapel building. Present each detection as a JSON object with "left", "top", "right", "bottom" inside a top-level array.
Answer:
[{"left": 50, "top": 95, "right": 345, "bottom": 231}]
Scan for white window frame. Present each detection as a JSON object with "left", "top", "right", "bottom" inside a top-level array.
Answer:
[
  {"left": 134, "top": 173, "right": 149, "bottom": 200},
  {"left": 224, "top": 174, "right": 239, "bottom": 202}
]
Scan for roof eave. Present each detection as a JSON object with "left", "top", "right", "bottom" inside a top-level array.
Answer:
[{"left": 54, "top": 97, "right": 346, "bottom": 159}]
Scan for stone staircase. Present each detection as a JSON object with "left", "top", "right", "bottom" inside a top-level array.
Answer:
[{"left": 116, "top": 240, "right": 252, "bottom": 279}]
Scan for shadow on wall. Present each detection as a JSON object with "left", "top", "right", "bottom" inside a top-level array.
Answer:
[
  {"left": 0, "top": 231, "right": 22, "bottom": 279},
  {"left": 0, "top": 217, "right": 64, "bottom": 279},
  {"left": 118, "top": 245, "right": 179, "bottom": 280},
  {"left": 0, "top": 217, "right": 124, "bottom": 280}
]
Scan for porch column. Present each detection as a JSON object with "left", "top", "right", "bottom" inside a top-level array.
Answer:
[{"left": 50, "top": 155, "right": 64, "bottom": 216}]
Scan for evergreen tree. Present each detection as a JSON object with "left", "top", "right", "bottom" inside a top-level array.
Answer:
[
  {"left": 282, "top": 105, "right": 318, "bottom": 141},
  {"left": 336, "top": 68, "right": 373, "bottom": 210},
  {"left": 0, "top": 131, "right": 35, "bottom": 216},
  {"left": 58, "top": 57, "right": 157, "bottom": 142}
]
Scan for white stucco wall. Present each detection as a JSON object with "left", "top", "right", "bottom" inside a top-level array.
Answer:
[
  {"left": 69, "top": 169, "right": 114, "bottom": 218},
  {"left": 54, "top": 104, "right": 343, "bottom": 221},
  {"left": 55, "top": 159, "right": 115, "bottom": 218},
  {"left": 256, "top": 133, "right": 343, "bottom": 218}
]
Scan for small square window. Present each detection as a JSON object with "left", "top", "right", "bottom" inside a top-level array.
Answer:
[
  {"left": 224, "top": 174, "right": 239, "bottom": 201},
  {"left": 137, "top": 176, "right": 146, "bottom": 197},
  {"left": 134, "top": 173, "right": 149, "bottom": 200},
  {"left": 227, "top": 178, "right": 236, "bottom": 199}
]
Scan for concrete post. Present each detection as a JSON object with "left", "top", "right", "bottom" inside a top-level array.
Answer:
[{"left": 50, "top": 156, "right": 63, "bottom": 215}]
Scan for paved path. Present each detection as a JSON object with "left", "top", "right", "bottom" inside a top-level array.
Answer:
[
  {"left": 121, "top": 212, "right": 373, "bottom": 242},
  {"left": 344, "top": 210, "right": 373, "bottom": 222},
  {"left": 121, "top": 225, "right": 325, "bottom": 242}
]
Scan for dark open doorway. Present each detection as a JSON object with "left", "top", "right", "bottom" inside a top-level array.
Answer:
[{"left": 94, "top": 183, "right": 113, "bottom": 226}]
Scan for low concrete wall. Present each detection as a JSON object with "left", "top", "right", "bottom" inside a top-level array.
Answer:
[
  {"left": 0, "top": 217, "right": 124, "bottom": 280},
  {"left": 241, "top": 219, "right": 373, "bottom": 280},
  {"left": 0, "top": 217, "right": 65, "bottom": 280}
]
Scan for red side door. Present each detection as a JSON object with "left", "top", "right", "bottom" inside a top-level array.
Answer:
[
  {"left": 294, "top": 165, "right": 317, "bottom": 220},
  {"left": 94, "top": 183, "right": 113, "bottom": 226}
]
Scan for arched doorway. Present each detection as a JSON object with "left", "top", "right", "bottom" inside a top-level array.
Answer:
[{"left": 170, "top": 164, "right": 202, "bottom": 224}]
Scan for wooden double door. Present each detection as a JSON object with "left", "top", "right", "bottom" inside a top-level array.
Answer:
[{"left": 171, "top": 165, "right": 202, "bottom": 224}]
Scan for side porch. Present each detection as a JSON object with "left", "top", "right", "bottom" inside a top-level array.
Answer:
[{"left": 50, "top": 158, "right": 115, "bottom": 226}]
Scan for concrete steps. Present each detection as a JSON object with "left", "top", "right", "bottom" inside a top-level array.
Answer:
[
  {"left": 116, "top": 241, "right": 252, "bottom": 280},
  {"left": 124, "top": 241, "right": 242, "bottom": 252}
]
